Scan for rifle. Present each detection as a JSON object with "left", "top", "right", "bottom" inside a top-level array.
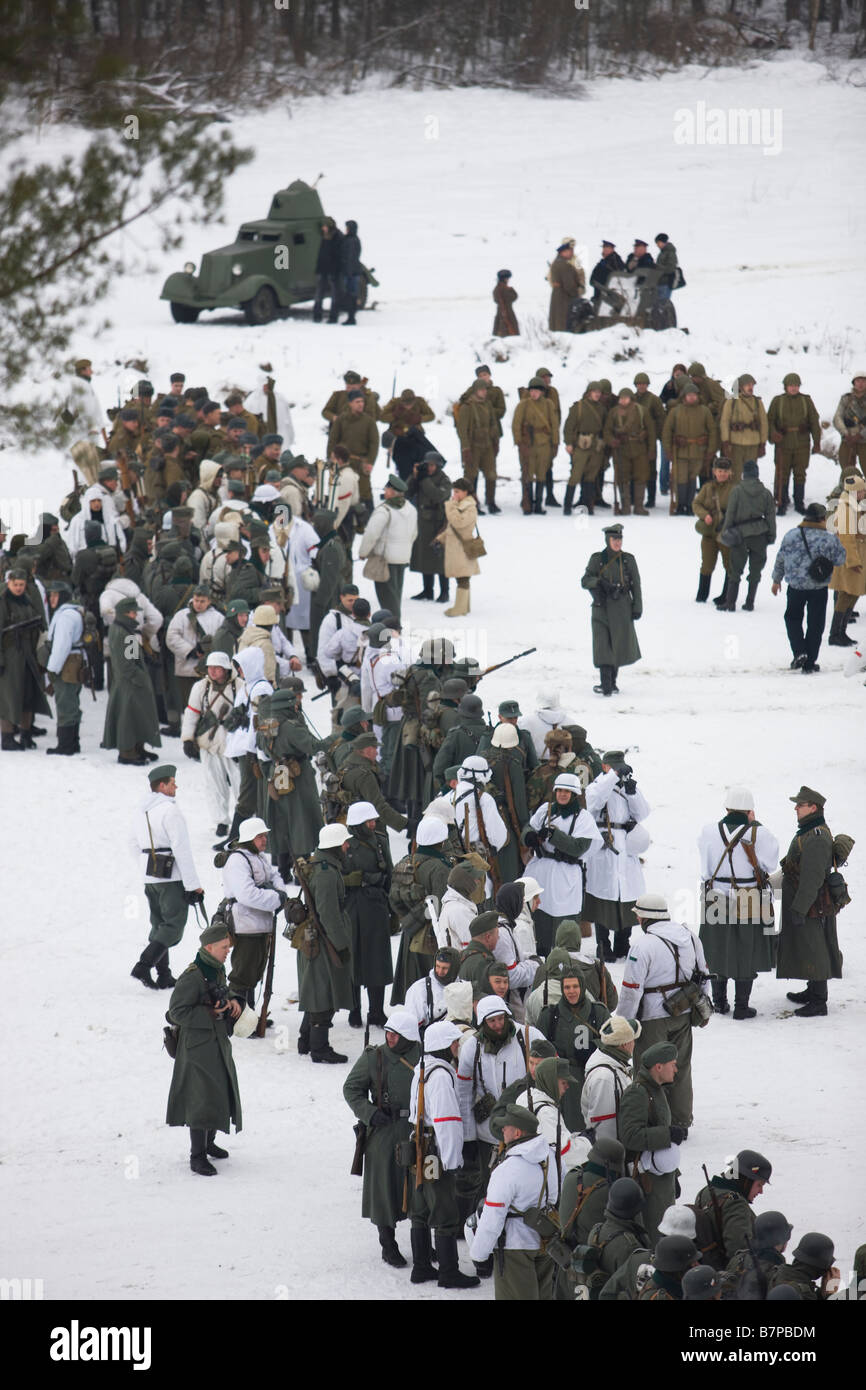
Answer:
[
  {"left": 474, "top": 647, "right": 537, "bottom": 682},
  {"left": 1, "top": 615, "right": 43, "bottom": 638},
  {"left": 702, "top": 1163, "right": 727, "bottom": 1263},
  {"left": 596, "top": 930, "right": 608, "bottom": 1009},
  {"left": 472, "top": 786, "right": 501, "bottom": 899},
  {"left": 255, "top": 910, "right": 279, "bottom": 1038},
  {"left": 290, "top": 849, "right": 344, "bottom": 971},
  {"left": 114, "top": 448, "right": 138, "bottom": 527},
  {"left": 414, "top": 1044, "right": 426, "bottom": 1190}
]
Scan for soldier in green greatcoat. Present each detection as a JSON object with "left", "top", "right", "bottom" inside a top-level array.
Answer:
[
  {"left": 256, "top": 682, "right": 324, "bottom": 878},
  {"left": 343, "top": 1008, "right": 421, "bottom": 1268},
  {"left": 563, "top": 383, "right": 606, "bottom": 516},
  {"left": 578, "top": 1177, "right": 651, "bottom": 1300},
  {"left": 536, "top": 962, "right": 610, "bottom": 1129},
  {"left": 557, "top": 1135, "right": 626, "bottom": 1253},
  {"left": 719, "top": 459, "right": 776, "bottom": 613},
  {"left": 726, "top": 1208, "right": 792, "bottom": 1297},
  {"left": 407, "top": 451, "right": 451, "bottom": 602},
  {"left": 340, "top": 733, "right": 408, "bottom": 832},
  {"left": 618, "top": 1041, "right": 681, "bottom": 1241},
  {"left": 100, "top": 595, "right": 161, "bottom": 764},
  {"left": 777, "top": 785, "right": 845, "bottom": 1017},
  {"left": 581, "top": 524, "right": 642, "bottom": 698},
  {"left": 480, "top": 724, "right": 528, "bottom": 885},
  {"left": 432, "top": 692, "right": 487, "bottom": 786},
  {"left": 308, "top": 509, "right": 348, "bottom": 655},
  {"left": 457, "top": 911, "right": 500, "bottom": 996},
  {"left": 166, "top": 922, "right": 243, "bottom": 1176},
  {"left": 343, "top": 800, "right": 396, "bottom": 1028},
  {"left": 386, "top": 637, "right": 456, "bottom": 835},
  {"left": 0, "top": 567, "right": 50, "bottom": 750},
  {"left": 692, "top": 1148, "right": 772, "bottom": 1271},
  {"left": 297, "top": 823, "right": 355, "bottom": 1063}
]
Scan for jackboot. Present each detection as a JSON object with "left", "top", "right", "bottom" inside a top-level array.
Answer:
[
  {"left": 618, "top": 484, "right": 631, "bottom": 516},
  {"left": 411, "top": 576, "right": 435, "bottom": 600},
  {"left": 533, "top": 481, "right": 546, "bottom": 515},
  {"left": 828, "top": 611, "right": 855, "bottom": 647},
  {"left": 521, "top": 482, "right": 533, "bottom": 515},
  {"left": 733, "top": 979, "right": 757, "bottom": 1020},
  {"left": 562, "top": 485, "right": 576, "bottom": 517},
  {"left": 297, "top": 1013, "right": 311, "bottom": 1055},
  {"left": 215, "top": 808, "right": 242, "bottom": 851},
  {"left": 544, "top": 467, "right": 560, "bottom": 507},
  {"left": 436, "top": 576, "right": 450, "bottom": 603},
  {"left": 131, "top": 941, "right": 163, "bottom": 989},
  {"left": 712, "top": 580, "right": 729, "bottom": 607},
  {"left": 435, "top": 1233, "right": 480, "bottom": 1289},
  {"left": 742, "top": 578, "right": 760, "bottom": 611},
  {"left": 155, "top": 948, "right": 176, "bottom": 989},
  {"left": 583, "top": 480, "right": 595, "bottom": 514},
  {"left": 444, "top": 586, "right": 470, "bottom": 618},
  {"left": 17, "top": 729, "right": 37, "bottom": 748},
  {"left": 695, "top": 573, "right": 711, "bottom": 603},
  {"left": 310, "top": 1023, "right": 347, "bottom": 1064},
  {"left": 711, "top": 977, "right": 730, "bottom": 1014},
  {"left": 2, "top": 732, "right": 24, "bottom": 750},
  {"left": 793, "top": 484, "right": 806, "bottom": 515},
  {"left": 410, "top": 1228, "right": 438, "bottom": 1284},
  {"left": 595, "top": 926, "right": 615, "bottom": 963},
  {"left": 676, "top": 482, "right": 689, "bottom": 515},
  {"left": 721, "top": 580, "right": 740, "bottom": 612},
  {"left": 46, "top": 724, "right": 78, "bottom": 756},
  {"left": 485, "top": 479, "right": 501, "bottom": 514},
  {"left": 378, "top": 1225, "right": 407, "bottom": 1268},
  {"left": 592, "top": 665, "right": 614, "bottom": 698},
  {"left": 633, "top": 483, "right": 648, "bottom": 515},
  {"left": 190, "top": 1129, "right": 217, "bottom": 1176},
  {"left": 207, "top": 1129, "right": 229, "bottom": 1159},
  {"left": 367, "top": 985, "right": 387, "bottom": 1027},
  {"left": 646, "top": 471, "right": 657, "bottom": 508}
]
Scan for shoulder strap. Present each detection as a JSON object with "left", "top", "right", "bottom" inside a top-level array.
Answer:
[{"left": 710, "top": 820, "right": 751, "bottom": 887}]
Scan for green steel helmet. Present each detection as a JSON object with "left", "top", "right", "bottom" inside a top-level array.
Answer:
[
  {"left": 735, "top": 1149, "right": 772, "bottom": 1185},
  {"left": 598, "top": 378, "right": 612, "bottom": 393},
  {"left": 587, "top": 381, "right": 603, "bottom": 394},
  {"left": 738, "top": 373, "right": 756, "bottom": 387},
  {"left": 605, "top": 1177, "right": 645, "bottom": 1220},
  {"left": 617, "top": 387, "right": 635, "bottom": 401},
  {"left": 586, "top": 1135, "right": 625, "bottom": 1174},
  {"left": 633, "top": 372, "right": 650, "bottom": 386},
  {"left": 653, "top": 1236, "right": 699, "bottom": 1274},
  {"left": 783, "top": 372, "right": 801, "bottom": 387},
  {"left": 687, "top": 361, "right": 706, "bottom": 377},
  {"left": 791, "top": 1232, "right": 835, "bottom": 1272},
  {"left": 754, "top": 1211, "right": 793, "bottom": 1248},
  {"left": 528, "top": 377, "right": 545, "bottom": 390},
  {"left": 681, "top": 1265, "right": 721, "bottom": 1301}
]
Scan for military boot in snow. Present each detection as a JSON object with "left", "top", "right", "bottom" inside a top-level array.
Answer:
[
  {"left": 190, "top": 1129, "right": 217, "bottom": 1176},
  {"left": 695, "top": 573, "right": 711, "bottom": 603},
  {"left": 563, "top": 485, "right": 576, "bottom": 517},
  {"left": 131, "top": 941, "right": 163, "bottom": 989},
  {"left": 410, "top": 1228, "right": 438, "bottom": 1284},
  {"left": 378, "top": 1225, "right": 407, "bottom": 1268},
  {"left": 436, "top": 1233, "right": 480, "bottom": 1289},
  {"left": 742, "top": 578, "right": 760, "bottom": 611},
  {"left": 310, "top": 1024, "right": 347, "bottom": 1064},
  {"left": 711, "top": 977, "right": 730, "bottom": 1014},
  {"left": 733, "top": 979, "right": 757, "bottom": 1019}
]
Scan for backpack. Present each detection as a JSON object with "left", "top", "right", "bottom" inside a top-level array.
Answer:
[
  {"left": 389, "top": 853, "right": 433, "bottom": 951},
  {"left": 59, "top": 489, "right": 82, "bottom": 524}
]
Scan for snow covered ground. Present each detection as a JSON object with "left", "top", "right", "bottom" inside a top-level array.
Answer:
[{"left": 3, "top": 58, "right": 865, "bottom": 1301}]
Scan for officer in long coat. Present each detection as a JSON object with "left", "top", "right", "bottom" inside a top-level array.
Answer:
[
  {"left": 343, "top": 1009, "right": 422, "bottom": 1268},
  {"left": 0, "top": 567, "right": 50, "bottom": 750},
  {"left": 256, "top": 683, "right": 324, "bottom": 879},
  {"left": 776, "top": 786, "right": 845, "bottom": 1017},
  {"left": 101, "top": 594, "right": 162, "bottom": 763},
  {"left": 298, "top": 823, "right": 355, "bottom": 1062},
  {"left": 407, "top": 451, "right": 451, "bottom": 602},
  {"left": 581, "top": 524, "right": 642, "bottom": 697},
  {"left": 343, "top": 800, "right": 395, "bottom": 1028},
  {"left": 548, "top": 240, "right": 586, "bottom": 331},
  {"left": 166, "top": 921, "right": 243, "bottom": 1176}
]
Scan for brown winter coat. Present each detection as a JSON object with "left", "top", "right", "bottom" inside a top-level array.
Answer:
[
  {"left": 440, "top": 496, "right": 480, "bottom": 579},
  {"left": 828, "top": 489, "right": 866, "bottom": 597},
  {"left": 548, "top": 256, "right": 585, "bottom": 331},
  {"left": 493, "top": 282, "right": 519, "bottom": 336}
]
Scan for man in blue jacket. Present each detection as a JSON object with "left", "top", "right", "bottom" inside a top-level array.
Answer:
[{"left": 771, "top": 503, "right": 846, "bottom": 673}]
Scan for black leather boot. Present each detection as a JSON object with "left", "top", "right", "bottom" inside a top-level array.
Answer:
[
  {"left": 410, "top": 1227, "right": 438, "bottom": 1283},
  {"left": 436, "top": 576, "right": 450, "bottom": 603},
  {"left": 155, "top": 948, "right": 176, "bottom": 989},
  {"left": 695, "top": 573, "right": 711, "bottom": 603},
  {"left": 742, "top": 577, "right": 760, "bottom": 611},
  {"left": 436, "top": 1233, "right": 480, "bottom": 1289},
  {"left": 46, "top": 724, "right": 78, "bottom": 755},
  {"left": 733, "top": 979, "right": 757, "bottom": 1019},
  {"left": 793, "top": 484, "right": 806, "bottom": 515},
  {"left": 533, "top": 481, "right": 546, "bottom": 515},
  {"left": 583, "top": 480, "right": 595, "bottom": 514},
  {"left": 367, "top": 986, "right": 387, "bottom": 1027},
  {"left": 131, "top": 941, "right": 163, "bottom": 989},
  {"left": 411, "top": 576, "right": 435, "bottom": 600},
  {"left": 711, "top": 976, "right": 730, "bottom": 1014},
  {"left": 297, "top": 1013, "right": 311, "bottom": 1055},
  {"left": 310, "top": 1024, "right": 347, "bottom": 1064},
  {"left": 828, "top": 611, "right": 855, "bottom": 647},
  {"left": 190, "top": 1129, "right": 217, "bottom": 1176},
  {"left": 544, "top": 467, "right": 560, "bottom": 507},
  {"left": 378, "top": 1225, "right": 407, "bottom": 1268},
  {"left": 563, "top": 485, "right": 576, "bottom": 516},
  {"left": 207, "top": 1129, "right": 229, "bottom": 1159},
  {"left": 722, "top": 580, "right": 740, "bottom": 612}
]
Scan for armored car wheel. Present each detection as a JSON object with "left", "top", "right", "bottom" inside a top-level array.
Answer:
[
  {"left": 170, "top": 302, "right": 200, "bottom": 323},
  {"left": 243, "top": 285, "right": 279, "bottom": 325}
]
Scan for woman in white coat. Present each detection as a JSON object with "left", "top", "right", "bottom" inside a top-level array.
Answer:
[
  {"left": 583, "top": 753, "right": 652, "bottom": 962},
  {"left": 522, "top": 772, "right": 603, "bottom": 957}
]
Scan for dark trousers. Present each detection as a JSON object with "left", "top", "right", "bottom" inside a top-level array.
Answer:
[{"left": 784, "top": 586, "right": 828, "bottom": 663}]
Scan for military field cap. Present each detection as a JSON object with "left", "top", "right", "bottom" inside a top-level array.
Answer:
[
  {"left": 174, "top": 412, "right": 195, "bottom": 428},
  {"left": 497, "top": 269, "right": 512, "bottom": 280},
  {"left": 137, "top": 380, "right": 154, "bottom": 395},
  {"left": 587, "top": 381, "right": 603, "bottom": 393},
  {"left": 633, "top": 238, "right": 648, "bottom": 248},
  {"left": 790, "top": 784, "right": 825, "bottom": 807},
  {"left": 633, "top": 372, "right": 650, "bottom": 385},
  {"left": 444, "top": 765, "right": 462, "bottom": 781},
  {"left": 603, "top": 523, "right": 624, "bottom": 536},
  {"left": 556, "top": 239, "right": 575, "bottom": 252},
  {"left": 601, "top": 239, "right": 616, "bottom": 248},
  {"left": 713, "top": 456, "right": 732, "bottom": 471},
  {"left": 98, "top": 464, "right": 119, "bottom": 481},
  {"left": 226, "top": 479, "right": 247, "bottom": 497},
  {"left": 738, "top": 373, "right": 756, "bottom": 387},
  {"left": 617, "top": 387, "right": 635, "bottom": 400},
  {"left": 602, "top": 748, "right": 627, "bottom": 766},
  {"left": 340, "top": 705, "right": 369, "bottom": 728},
  {"left": 192, "top": 584, "right": 211, "bottom": 598},
  {"left": 343, "top": 371, "right": 362, "bottom": 383},
  {"left": 642, "top": 1041, "right": 678, "bottom": 1067},
  {"left": 346, "top": 389, "right": 364, "bottom": 401},
  {"left": 252, "top": 604, "right": 278, "bottom": 627},
  {"left": 261, "top": 434, "right": 283, "bottom": 446},
  {"left": 226, "top": 417, "right": 246, "bottom": 432},
  {"left": 170, "top": 372, "right": 186, "bottom": 383},
  {"left": 385, "top": 474, "right": 408, "bottom": 493},
  {"left": 681, "top": 1266, "right": 720, "bottom": 1301},
  {"left": 469, "top": 910, "right": 499, "bottom": 938},
  {"left": 528, "top": 377, "right": 545, "bottom": 389},
  {"left": 225, "top": 599, "right": 249, "bottom": 616},
  {"left": 742, "top": 459, "right": 759, "bottom": 477},
  {"left": 157, "top": 400, "right": 176, "bottom": 414},
  {"left": 120, "top": 406, "right": 140, "bottom": 421},
  {"left": 399, "top": 388, "right": 415, "bottom": 402},
  {"left": 352, "top": 733, "right": 379, "bottom": 752},
  {"left": 200, "top": 921, "right": 231, "bottom": 946},
  {"left": 258, "top": 587, "right": 283, "bottom": 604},
  {"left": 74, "top": 358, "right": 91, "bottom": 372},
  {"left": 783, "top": 372, "right": 801, "bottom": 386},
  {"left": 502, "top": 1104, "right": 540, "bottom": 1136},
  {"left": 632, "top": 893, "right": 669, "bottom": 920},
  {"left": 148, "top": 763, "right": 177, "bottom": 784},
  {"left": 599, "top": 1016, "right": 641, "bottom": 1047},
  {"left": 498, "top": 699, "right": 521, "bottom": 717},
  {"left": 115, "top": 594, "right": 138, "bottom": 613},
  {"left": 529, "top": 1039, "right": 557, "bottom": 1060}
]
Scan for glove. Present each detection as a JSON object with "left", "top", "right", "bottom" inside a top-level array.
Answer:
[
  {"left": 183, "top": 740, "right": 200, "bottom": 761},
  {"left": 184, "top": 888, "right": 205, "bottom": 905},
  {"left": 789, "top": 910, "right": 806, "bottom": 928},
  {"left": 621, "top": 776, "right": 637, "bottom": 796},
  {"left": 325, "top": 674, "right": 341, "bottom": 694},
  {"left": 369, "top": 1109, "right": 391, "bottom": 1128},
  {"left": 523, "top": 830, "right": 540, "bottom": 851},
  {"left": 275, "top": 889, "right": 288, "bottom": 907},
  {"left": 188, "top": 646, "right": 203, "bottom": 660},
  {"left": 669, "top": 1125, "right": 687, "bottom": 1146}
]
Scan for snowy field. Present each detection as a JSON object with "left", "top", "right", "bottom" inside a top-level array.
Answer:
[{"left": 3, "top": 58, "right": 866, "bottom": 1301}]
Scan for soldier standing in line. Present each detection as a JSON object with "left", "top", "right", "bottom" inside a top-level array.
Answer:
[
  {"left": 584, "top": 752, "right": 651, "bottom": 962},
  {"left": 455, "top": 378, "right": 498, "bottom": 513},
  {"left": 833, "top": 371, "right": 866, "bottom": 477},
  {"left": 692, "top": 456, "right": 735, "bottom": 606},
  {"left": 720, "top": 374, "right": 768, "bottom": 482},
  {"left": 633, "top": 373, "right": 665, "bottom": 508},
  {"left": 662, "top": 379, "right": 718, "bottom": 516},
  {"left": 692, "top": 1149, "right": 772, "bottom": 1270},
  {"left": 342, "top": 1008, "right": 422, "bottom": 1269},
  {"left": 131, "top": 763, "right": 204, "bottom": 990},
  {"left": 563, "top": 382, "right": 606, "bottom": 516},
  {"left": 618, "top": 1041, "right": 685, "bottom": 1242},
  {"left": 512, "top": 378, "right": 559, "bottom": 517},
  {"left": 766, "top": 372, "right": 822, "bottom": 516},
  {"left": 581, "top": 523, "right": 642, "bottom": 698},
  {"left": 719, "top": 459, "right": 776, "bottom": 612},
  {"left": 328, "top": 390, "right": 380, "bottom": 507},
  {"left": 603, "top": 386, "right": 655, "bottom": 516},
  {"left": 298, "top": 823, "right": 354, "bottom": 1064},
  {"left": 407, "top": 451, "right": 451, "bottom": 603},
  {"left": 42, "top": 580, "right": 86, "bottom": 757}
]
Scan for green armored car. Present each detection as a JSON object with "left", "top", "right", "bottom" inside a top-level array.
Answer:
[{"left": 161, "top": 179, "right": 378, "bottom": 325}]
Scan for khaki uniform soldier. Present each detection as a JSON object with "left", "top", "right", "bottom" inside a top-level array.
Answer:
[
  {"left": 686, "top": 362, "right": 726, "bottom": 421},
  {"left": 165, "top": 921, "right": 243, "bottom": 1177},
  {"left": 766, "top": 373, "right": 822, "bottom": 515},
  {"left": 530, "top": 367, "right": 562, "bottom": 507},
  {"left": 777, "top": 785, "right": 845, "bottom": 1017},
  {"left": 328, "top": 392, "right": 380, "bottom": 503},
  {"left": 719, "top": 459, "right": 776, "bottom": 612},
  {"left": 618, "top": 1042, "right": 683, "bottom": 1242},
  {"left": 693, "top": 1149, "right": 772, "bottom": 1270},
  {"left": 321, "top": 371, "right": 382, "bottom": 425},
  {"left": 132, "top": 763, "right": 204, "bottom": 990},
  {"left": 548, "top": 239, "right": 586, "bottom": 331},
  {"left": 692, "top": 458, "right": 735, "bottom": 604},
  {"left": 563, "top": 384, "right": 606, "bottom": 515},
  {"left": 342, "top": 1008, "right": 421, "bottom": 1269},
  {"left": 512, "top": 380, "right": 559, "bottom": 516},
  {"left": 461, "top": 365, "right": 507, "bottom": 460},
  {"left": 828, "top": 473, "right": 866, "bottom": 640},
  {"left": 224, "top": 392, "right": 262, "bottom": 439},
  {"left": 380, "top": 388, "right": 434, "bottom": 443},
  {"left": 720, "top": 375, "right": 768, "bottom": 481},
  {"left": 833, "top": 372, "right": 866, "bottom": 476},
  {"left": 455, "top": 383, "right": 498, "bottom": 509},
  {"left": 603, "top": 389, "right": 656, "bottom": 516},
  {"left": 633, "top": 373, "right": 664, "bottom": 508},
  {"left": 662, "top": 381, "right": 718, "bottom": 514}
]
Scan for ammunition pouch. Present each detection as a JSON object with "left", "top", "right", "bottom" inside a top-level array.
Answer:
[
  {"left": 143, "top": 848, "right": 175, "bottom": 879},
  {"left": 472, "top": 1093, "right": 496, "bottom": 1124}
]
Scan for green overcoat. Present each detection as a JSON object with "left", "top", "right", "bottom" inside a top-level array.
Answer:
[
  {"left": 776, "top": 815, "right": 843, "bottom": 980},
  {"left": 343, "top": 1039, "right": 420, "bottom": 1225},
  {"left": 300, "top": 849, "right": 354, "bottom": 1012},
  {"left": 344, "top": 825, "right": 394, "bottom": 988},
  {"left": 166, "top": 958, "right": 242, "bottom": 1133},
  {"left": 581, "top": 547, "right": 642, "bottom": 668},
  {"left": 341, "top": 751, "right": 407, "bottom": 832},
  {"left": 261, "top": 715, "right": 324, "bottom": 858},
  {"left": 390, "top": 846, "right": 453, "bottom": 1004},
  {"left": 0, "top": 588, "right": 50, "bottom": 723},
  {"left": 101, "top": 614, "right": 161, "bottom": 750}
]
